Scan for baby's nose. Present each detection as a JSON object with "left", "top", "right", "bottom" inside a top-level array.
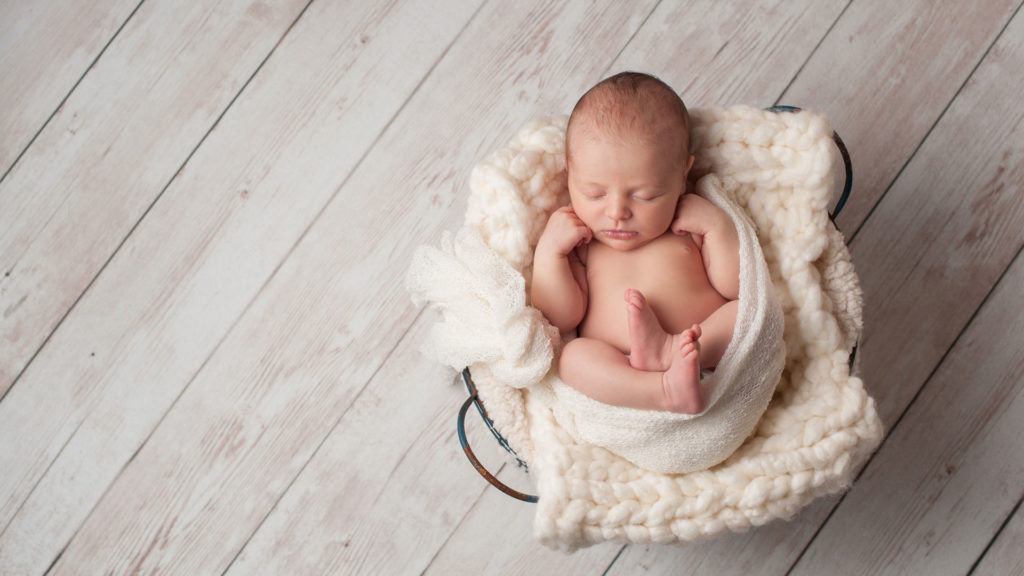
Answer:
[{"left": 607, "top": 198, "right": 631, "bottom": 220}]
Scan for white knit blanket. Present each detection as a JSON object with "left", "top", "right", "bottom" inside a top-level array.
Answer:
[{"left": 407, "top": 106, "right": 883, "bottom": 550}]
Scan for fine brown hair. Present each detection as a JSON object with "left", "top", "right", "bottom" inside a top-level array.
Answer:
[{"left": 566, "top": 72, "right": 691, "bottom": 164}]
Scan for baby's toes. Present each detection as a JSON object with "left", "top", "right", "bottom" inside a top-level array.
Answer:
[{"left": 624, "top": 288, "right": 645, "bottom": 309}]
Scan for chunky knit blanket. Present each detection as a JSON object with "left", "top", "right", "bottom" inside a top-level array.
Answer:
[{"left": 407, "top": 106, "right": 883, "bottom": 550}]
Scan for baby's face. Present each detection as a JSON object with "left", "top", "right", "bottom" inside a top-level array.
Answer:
[{"left": 567, "top": 132, "right": 688, "bottom": 251}]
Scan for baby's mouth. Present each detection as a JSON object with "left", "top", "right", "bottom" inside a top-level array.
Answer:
[{"left": 601, "top": 230, "right": 638, "bottom": 240}]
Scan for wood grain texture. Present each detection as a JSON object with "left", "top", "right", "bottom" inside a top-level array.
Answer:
[
  {"left": 146, "top": 2, "right": 655, "bottom": 569},
  {"left": 0, "top": 0, "right": 308, "bottom": 396},
  {"left": 1, "top": 0, "right": 307, "bottom": 536},
  {"left": 780, "top": 0, "right": 1021, "bottom": 232},
  {"left": 790, "top": 252, "right": 1024, "bottom": 575},
  {"left": 613, "top": 0, "right": 847, "bottom": 107},
  {"left": 31, "top": 0, "right": 643, "bottom": 573},
  {"left": 424, "top": 476, "right": 623, "bottom": 575},
  {"left": 225, "top": 315, "right": 528, "bottom": 575},
  {"left": 972, "top": 501, "right": 1024, "bottom": 576},
  {"left": 789, "top": 8, "right": 1024, "bottom": 572},
  {"left": 850, "top": 4, "right": 1024, "bottom": 426},
  {"left": 0, "top": 0, "right": 138, "bottom": 173},
  {"left": 0, "top": 0, "right": 478, "bottom": 573}
]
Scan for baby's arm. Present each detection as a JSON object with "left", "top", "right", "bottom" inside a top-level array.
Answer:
[
  {"left": 672, "top": 194, "right": 740, "bottom": 300},
  {"left": 531, "top": 206, "right": 592, "bottom": 332}
]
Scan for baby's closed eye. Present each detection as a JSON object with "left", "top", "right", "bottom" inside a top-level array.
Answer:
[{"left": 632, "top": 190, "right": 663, "bottom": 201}]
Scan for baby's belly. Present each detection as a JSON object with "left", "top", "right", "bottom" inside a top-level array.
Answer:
[{"left": 580, "top": 234, "right": 728, "bottom": 354}]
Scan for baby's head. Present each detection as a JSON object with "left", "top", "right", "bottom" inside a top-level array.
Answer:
[
  {"left": 564, "top": 72, "right": 694, "bottom": 250},
  {"left": 566, "top": 72, "right": 692, "bottom": 166}
]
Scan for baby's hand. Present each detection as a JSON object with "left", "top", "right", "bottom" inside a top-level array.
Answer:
[
  {"left": 672, "top": 193, "right": 729, "bottom": 244},
  {"left": 537, "top": 206, "right": 592, "bottom": 258}
]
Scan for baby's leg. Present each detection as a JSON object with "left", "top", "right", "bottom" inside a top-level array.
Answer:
[
  {"left": 559, "top": 336, "right": 703, "bottom": 414},
  {"left": 696, "top": 300, "right": 738, "bottom": 369}
]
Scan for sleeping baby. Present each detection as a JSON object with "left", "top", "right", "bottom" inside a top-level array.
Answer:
[{"left": 531, "top": 72, "right": 740, "bottom": 414}]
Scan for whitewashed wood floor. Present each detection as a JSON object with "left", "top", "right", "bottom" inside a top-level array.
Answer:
[{"left": 2, "top": 1, "right": 1023, "bottom": 574}]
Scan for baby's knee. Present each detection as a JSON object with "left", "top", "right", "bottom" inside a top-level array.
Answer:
[
  {"left": 561, "top": 336, "right": 585, "bottom": 354},
  {"left": 558, "top": 337, "right": 584, "bottom": 370},
  {"left": 559, "top": 337, "right": 624, "bottom": 379}
]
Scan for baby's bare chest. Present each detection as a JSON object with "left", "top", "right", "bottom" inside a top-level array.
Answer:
[{"left": 581, "top": 234, "right": 726, "bottom": 352}]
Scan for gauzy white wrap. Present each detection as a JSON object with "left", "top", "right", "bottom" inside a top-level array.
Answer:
[
  {"left": 551, "top": 174, "right": 785, "bottom": 474},
  {"left": 407, "top": 107, "right": 883, "bottom": 550}
]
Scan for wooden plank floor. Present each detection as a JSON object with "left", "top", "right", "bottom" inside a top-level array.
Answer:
[{"left": 1, "top": 1, "right": 1022, "bottom": 574}]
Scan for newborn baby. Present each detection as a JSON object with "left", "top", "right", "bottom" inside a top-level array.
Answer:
[{"left": 531, "top": 72, "right": 739, "bottom": 414}]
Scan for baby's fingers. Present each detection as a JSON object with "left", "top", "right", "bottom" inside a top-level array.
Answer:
[{"left": 578, "top": 222, "right": 593, "bottom": 244}]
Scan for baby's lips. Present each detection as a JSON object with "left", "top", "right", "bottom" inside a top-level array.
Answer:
[{"left": 601, "top": 229, "right": 638, "bottom": 240}]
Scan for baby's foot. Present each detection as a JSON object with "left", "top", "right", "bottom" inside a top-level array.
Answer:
[
  {"left": 625, "top": 289, "right": 673, "bottom": 371},
  {"left": 661, "top": 326, "right": 704, "bottom": 414}
]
